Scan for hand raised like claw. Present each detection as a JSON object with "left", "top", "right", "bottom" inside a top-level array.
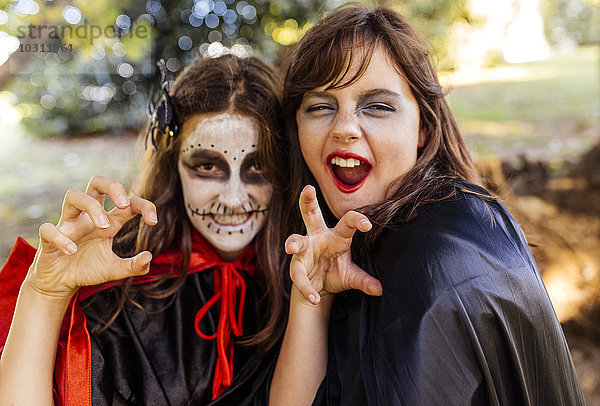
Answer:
[
  {"left": 27, "top": 176, "right": 158, "bottom": 299},
  {"left": 286, "top": 185, "right": 382, "bottom": 305}
]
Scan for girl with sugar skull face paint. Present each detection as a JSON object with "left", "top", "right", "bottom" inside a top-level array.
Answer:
[
  {"left": 178, "top": 112, "right": 273, "bottom": 260},
  {"left": 0, "top": 55, "right": 289, "bottom": 405}
]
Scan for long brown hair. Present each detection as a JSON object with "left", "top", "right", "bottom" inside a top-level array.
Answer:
[
  {"left": 280, "top": 6, "right": 481, "bottom": 242},
  {"left": 104, "top": 54, "right": 288, "bottom": 352}
]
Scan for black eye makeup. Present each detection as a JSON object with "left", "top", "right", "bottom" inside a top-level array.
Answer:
[
  {"left": 357, "top": 89, "right": 399, "bottom": 114},
  {"left": 240, "top": 152, "right": 267, "bottom": 184},
  {"left": 306, "top": 104, "right": 336, "bottom": 113},
  {"left": 182, "top": 150, "right": 230, "bottom": 178},
  {"left": 362, "top": 102, "right": 396, "bottom": 114},
  {"left": 301, "top": 91, "right": 338, "bottom": 114}
]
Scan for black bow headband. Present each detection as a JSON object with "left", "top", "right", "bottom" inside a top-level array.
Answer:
[{"left": 145, "top": 58, "right": 179, "bottom": 150}]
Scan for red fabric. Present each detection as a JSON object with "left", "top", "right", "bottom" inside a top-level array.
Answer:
[
  {"left": 0, "top": 231, "right": 256, "bottom": 403},
  {"left": 0, "top": 237, "right": 37, "bottom": 350},
  {"left": 144, "top": 228, "right": 256, "bottom": 400},
  {"left": 53, "top": 292, "right": 92, "bottom": 405},
  {"left": 0, "top": 238, "right": 91, "bottom": 405},
  {"left": 193, "top": 261, "right": 251, "bottom": 399}
]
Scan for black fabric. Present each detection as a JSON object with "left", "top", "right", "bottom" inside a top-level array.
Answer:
[
  {"left": 81, "top": 269, "right": 276, "bottom": 405},
  {"left": 315, "top": 182, "right": 585, "bottom": 405}
]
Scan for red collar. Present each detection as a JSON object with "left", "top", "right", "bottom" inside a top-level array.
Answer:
[
  {"left": 78, "top": 228, "right": 256, "bottom": 300},
  {"left": 82, "top": 228, "right": 257, "bottom": 400}
]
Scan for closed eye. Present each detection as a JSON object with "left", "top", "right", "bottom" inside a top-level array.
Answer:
[
  {"left": 365, "top": 103, "right": 395, "bottom": 112},
  {"left": 306, "top": 104, "right": 335, "bottom": 113}
]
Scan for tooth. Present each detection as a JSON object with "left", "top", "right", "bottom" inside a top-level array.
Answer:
[
  {"left": 347, "top": 159, "right": 355, "bottom": 168},
  {"left": 354, "top": 159, "right": 361, "bottom": 167},
  {"left": 339, "top": 158, "right": 348, "bottom": 167},
  {"left": 330, "top": 157, "right": 336, "bottom": 165},
  {"left": 212, "top": 212, "right": 250, "bottom": 225}
]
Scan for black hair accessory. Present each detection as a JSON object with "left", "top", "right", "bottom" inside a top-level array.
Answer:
[{"left": 145, "top": 58, "right": 179, "bottom": 150}]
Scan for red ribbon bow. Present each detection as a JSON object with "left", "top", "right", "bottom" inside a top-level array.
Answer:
[
  {"left": 194, "top": 262, "right": 247, "bottom": 399},
  {"left": 150, "top": 228, "right": 256, "bottom": 400}
]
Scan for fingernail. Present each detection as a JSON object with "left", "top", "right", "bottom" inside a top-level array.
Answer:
[
  {"left": 98, "top": 214, "right": 110, "bottom": 228},
  {"left": 361, "top": 219, "right": 371, "bottom": 229},
  {"left": 148, "top": 212, "right": 158, "bottom": 223},
  {"left": 139, "top": 252, "right": 152, "bottom": 265},
  {"left": 66, "top": 243, "right": 77, "bottom": 254},
  {"left": 308, "top": 294, "right": 316, "bottom": 303},
  {"left": 117, "top": 195, "right": 129, "bottom": 207}
]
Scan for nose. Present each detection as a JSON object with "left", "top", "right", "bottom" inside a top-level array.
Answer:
[
  {"left": 218, "top": 174, "right": 248, "bottom": 212},
  {"left": 331, "top": 109, "right": 361, "bottom": 143}
]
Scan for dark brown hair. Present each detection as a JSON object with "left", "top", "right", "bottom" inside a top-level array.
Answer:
[
  {"left": 280, "top": 6, "right": 481, "bottom": 242},
  {"left": 104, "top": 54, "right": 287, "bottom": 352}
]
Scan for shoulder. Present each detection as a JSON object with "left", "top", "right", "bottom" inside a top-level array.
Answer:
[
  {"left": 361, "top": 181, "right": 545, "bottom": 317},
  {"left": 368, "top": 181, "right": 534, "bottom": 282}
]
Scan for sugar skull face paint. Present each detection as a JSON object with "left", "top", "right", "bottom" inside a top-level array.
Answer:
[{"left": 177, "top": 112, "right": 273, "bottom": 261}]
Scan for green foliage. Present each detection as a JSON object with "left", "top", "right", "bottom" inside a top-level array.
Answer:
[
  {"left": 0, "top": 0, "right": 474, "bottom": 137},
  {"left": 540, "top": 0, "right": 599, "bottom": 47}
]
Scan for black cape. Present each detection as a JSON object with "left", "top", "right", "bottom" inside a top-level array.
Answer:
[
  {"left": 0, "top": 237, "right": 277, "bottom": 405},
  {"left": 81, "top": 269, "right": 276, "bottom": 405},
  {"left": 314, "top": 182, "right": 585, "bottom": 405}
]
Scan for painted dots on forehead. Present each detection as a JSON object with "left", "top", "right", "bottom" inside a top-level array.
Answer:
[{"left": 179, "top": 113, "right": 259, "bottom": 159}]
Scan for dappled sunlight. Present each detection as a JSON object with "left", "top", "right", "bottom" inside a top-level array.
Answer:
[
  {"left": 544, "top": 255, "right": 598, "bottom": 322},
  {"left": 503, "top": 0, "right": 550, "bottom": 63},
  {"left": 450, "top": 0, "right": 550, "bottom": 72},
  {"left": 440, "top": 65, "right": 544, "bottom": 87},
  {"left": 461, "top": 120, "right": 535, "bottom": 138}
]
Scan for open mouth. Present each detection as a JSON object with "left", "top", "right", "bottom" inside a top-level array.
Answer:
[{"left": 326, "top": 151, "right": 372, "bottom": 193}]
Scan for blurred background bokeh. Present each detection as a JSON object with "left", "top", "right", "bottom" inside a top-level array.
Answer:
[{"left": 0, "top": 0, "right": 599, "bottom": 402}]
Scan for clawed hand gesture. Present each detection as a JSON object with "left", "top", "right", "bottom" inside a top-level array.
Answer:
[
  {"left": 285, "top": 185, "right": 382, "bottom": 304},
  {"left": 27, "top": 176, "right": 158, "bottom": 299}
]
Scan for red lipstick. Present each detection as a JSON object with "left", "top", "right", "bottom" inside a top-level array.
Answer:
[{"left": 326, "top": 150, "right": 372, "bottom": 193}]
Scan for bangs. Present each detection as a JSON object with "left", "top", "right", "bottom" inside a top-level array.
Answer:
[
  {"left": 287, "top": 22, "right": 382, "bottom": 101},
  {"left": 324, "top": 35, "right": 379, "bottom": 90}
]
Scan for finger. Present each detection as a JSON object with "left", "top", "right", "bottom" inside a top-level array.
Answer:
[
  {"left": 61, "top": 189, "right": 110, "bottom": 229},
  {"left": 346, "top": 263, "right": 383, "bottom": 296},
  {"left": 39, "top": 222, "right": 78, "bottom": 255},
  {"left": 333, "top": 211, "right": 372, "bottom": 240},
  {"left": 299, "top": 185, "right": 327, "bottom": 234},
  {"left": 109, "top": 194, "right": 158, "bottom": 229},
  {"left": 290, "top": 259, "right": 320, "bottom": 304},
  {"left": 111, "top": 251, "right": 153, "bottom": 279},
  {"left": 85, "top": 175, "right": 130, "bottom": 209},
  {"left": 285, "top": 234, "right": 308, "bottom": 255}
]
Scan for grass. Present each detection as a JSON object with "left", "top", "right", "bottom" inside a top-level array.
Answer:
[
  {"left": 444, "top": 46, "right": 599, "bottom": 162},
  {"left": 0, "top": 131, "right": 140, "bottom": 259}
]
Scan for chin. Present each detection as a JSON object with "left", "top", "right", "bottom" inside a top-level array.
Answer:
[{"left": 325, "top": 192, "right": 362, "bottom": 219}]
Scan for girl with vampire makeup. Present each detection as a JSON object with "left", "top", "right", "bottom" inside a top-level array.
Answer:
[
  {"left": 0, "top": 54, "right": 289, "bottom": 404},
  {"left": 269, "top": 6, "right": 585, "bottom": 406}
]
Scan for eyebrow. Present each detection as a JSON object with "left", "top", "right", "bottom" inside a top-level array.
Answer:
[
  {"left": 183, "top": 149, "right": 229, "bottom": 171},
  {"left": 302, "top": 91, "right": 336, "bottom": 103},
  {"left": 303, "top": 88, "right": 402, "bottom": 103},
  {"left": 240, "top": 151, "right": 258, "bottom": 166},
  {"left": 185, "top": 149, "right": 223, "bottom": 161},
  {"left": 357, "top": 89, "right": 402, "bottom": 103}
]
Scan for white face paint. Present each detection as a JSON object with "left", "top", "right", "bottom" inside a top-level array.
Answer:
[{"left": 177, "top": 112, "right": 273, "bottom": 261}]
